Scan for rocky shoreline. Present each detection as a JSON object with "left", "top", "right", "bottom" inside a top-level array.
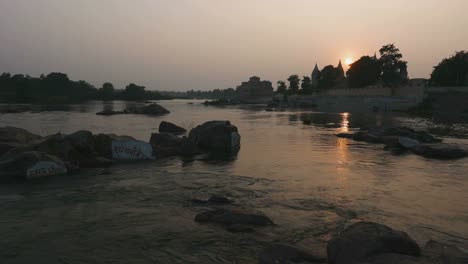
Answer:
[
  {"left": 0, "top": 120, "right": 241, "bottom": 181},
  {"left": 337, "top": 126, "right": 468, "bottom": 159}
]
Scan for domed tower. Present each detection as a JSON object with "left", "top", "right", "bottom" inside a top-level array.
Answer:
[
  {"left": 336, "top": 60, "right": 345, "bottom": 79},
  {"left": 311, "top": 63, "right": 320, "bottom": 88}
]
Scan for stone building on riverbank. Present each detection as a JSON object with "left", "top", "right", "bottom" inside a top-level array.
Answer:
[{"left": 236, "top": 76, "right": 274, "bottom": 103}]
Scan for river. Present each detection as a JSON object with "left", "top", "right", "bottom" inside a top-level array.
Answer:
[{"left": 0, "top": 100, "right": 467, "bottom": 263}]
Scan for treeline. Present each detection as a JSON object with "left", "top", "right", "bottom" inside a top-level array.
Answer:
[
  {"left": 0, "top": 72, "right": 171, "bottom": 103},
  {"left": 160, "top": 88, "right": 236, "bottom": 99}
]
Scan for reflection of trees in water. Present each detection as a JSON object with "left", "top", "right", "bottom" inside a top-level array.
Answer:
[{"left": 103, "top": 101, "right": 115, "bottom": 112}]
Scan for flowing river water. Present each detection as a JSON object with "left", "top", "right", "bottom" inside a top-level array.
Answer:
[{"left": 0, "top": 100, "right": 467, "bottom": 263}]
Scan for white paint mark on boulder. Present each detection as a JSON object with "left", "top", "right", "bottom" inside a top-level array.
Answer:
[
  {"left": 111, "top": 140, "right": 154, "bottom": 160},
  {"left": 26, "top": 161, "right": 67, "bottom": 179}
]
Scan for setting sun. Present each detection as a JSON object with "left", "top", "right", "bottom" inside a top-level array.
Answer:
[{"left": 345, "top": 58, "right": 354, "bottom": 65}]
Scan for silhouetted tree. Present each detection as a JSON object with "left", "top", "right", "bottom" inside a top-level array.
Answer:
[
  {"left": 430, "top": 51, "right": 468, "bottom": 87},
  {"left": 346, "top": 56, "right": 381, "bottom": 88},
  {"left": 276, "top": 80, "right": 287, "bottom": 95},
  {"left": 123, "top": 83, "right": 146, "bottom": 101},
  {"left": 379, "top": 44, "right": 408, "bottom": 86},
  {"left": 300, "top": 76, "right": 312, "bottom": 94},
  {"left": 287, "top": 75, "right": 300, "bottom": 94},
  {"left": 99, "top": 82, "right": 115, "bottom": 100},
  {"left": 318, "top": 65, "right": 337, "bottom": 89}
]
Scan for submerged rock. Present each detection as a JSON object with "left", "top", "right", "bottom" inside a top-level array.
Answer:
[
  {"left": 189, "top": 121, "right": 241, "bottom": 153},
  {"left": 159, "top": 121, "right": 186, "bottom": 134},
  {"left": 327, "top": 221, "right": 420, "bottom": 264},
  {"left": 0, "top": 151, "right": 67, "bottom": 181},
  {"left": 96, "top": 110, "right": 125, "bottom": 116},
  {"left": 194, "top": 208, "right": 274, "bottom": 226},
  {"left": 411, "top": 143, "right": 468, "bottom": 159}
]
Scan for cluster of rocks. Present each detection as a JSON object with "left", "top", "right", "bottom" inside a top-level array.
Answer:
[
  {"left": 202, "top": 99, "right": 240, "bottom": 106},
  {"left": 337, "top": 126, "right": 468, "bottom": 159},
  {"left": 0, "top": 120, "right": 241, "bottom": 181},
  {"left": 96, "top": 103, "right": 170, "bottom": 116},
  {"left": 258, "top": 221, "right": 467, "bottom": 264}
]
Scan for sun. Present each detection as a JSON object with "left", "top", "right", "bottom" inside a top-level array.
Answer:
[{"left": 344, "top": 57, "right": 354, "bottom": 66}]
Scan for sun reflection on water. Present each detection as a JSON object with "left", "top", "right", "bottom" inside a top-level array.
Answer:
[{"left": 340, "top": 112, "right": 350, "bottom": 132}]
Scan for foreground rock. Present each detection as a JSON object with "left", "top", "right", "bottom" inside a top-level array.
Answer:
[
  {"left": 259, "top": 243, "right": 327, "bottom": 264},
  {"left": 159, "top": 121, "right": 186, "bottom": 134},
  {"left": 149, "top": 133, "right": 199, "bottom": 157},
  {"left": 327, "top": 221, "right": 420, "bottom": 264},
  {"left": 194, "top": 208, "right": 274, "bottom": 226},
  {"left": 189, "top": 121, "right": 241, "bottom": 153},
  {"left": 94, "top": 134, "right": 154, "bottom": 160},
  {"left": 411, "top": 143, "right": 468, "bottom": 159},
  {"left": 0, "top": 126, "right": 42, "bottom": 144},
  {"left": 0, "top": 151, "right": 67, "bottom": 181}
]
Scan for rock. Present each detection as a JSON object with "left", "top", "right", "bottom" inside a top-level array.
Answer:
[
  {"left": 188, "top": 121, "right": 241, "bottom": 153},
  {"left": 159, "top": 121, "right": 187, "bottom": 134},
  {"left": 126, "top": 103, "right": 170, "bottom": 116},
  {"left": 194, "top": 208, "right": 274, "bottom": 226},
  {"left": 96, "top": 110, "right": 125, "bottom": 116},
  {"left": 327, "top": 221, "right": 420, "bottom": 264},
  {"left": 80, "top": 156, "right": 115, "bottom": 168},
  {"left": 398, "top": 137, "right": 420, "bottom": 149},
  {"left": 0, "top": 151, "right": 67, "bottom": 181},
  {"left": 0, "top": 142, "right": 24, "bottom": 156},
  {"left": 0, "top": 126, "right": 42, "bottom": 144},
  {"left": 423, "top": 240, "right": 468, "bottom": 264},
  {"left": 99, "top": 169, "right": 112, "bottom": 175},
  {"left": 356, "top": 253, "right": 421, "bottom": 264},
  {"left": 149, "top": 133, "right": 201, "bottom": 157},
  {"left": 336, "top": 133, "right": 354, "bottom": 139},
  {"left": 208, "top": 194, "right": 232, "bottom": 204},
  {"left": 352, "top": 131, "right": 382, "bottom": 143},
  {"left": 226, "top": 224, "right": 255, "bottom": 233},
  {"left": 94, "top": 134, "right": 153, "bottom": 160},
  {"left": 411, "top": 143, "right": 468, "bottom": 159},
  {"left": 259, "top": 244, "right": 326, "bottom": 264}
]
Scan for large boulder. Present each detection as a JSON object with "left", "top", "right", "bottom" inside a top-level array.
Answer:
[
  {"left": 126, "top": 103, "right": 170, "bottom": 116},
  {"left": 0, "top": 151, "right": 67, "bottom": 181},
  {"left": 159, "top": 121, "right": 186, "bottom": 134},
  {"left": 0, "top": 126, "right": 41, "bottom": 144},
  {"left": 194, "top": 208, "right": 274, "bottom": 226},
  {"left": 150, "top": 133, "right": 200, "bottom": 157},
  {"left": 411, "top": 143, "right": 468, "bottom": 159},
  {"left": 94, "top": 134, "right": 154, "bottom": 160},
  {"left": 188, "top": 121, "right": 241, "bottom": 153},
  {"left": 327, "top": 221, "right": 420, "bottom": 264}
]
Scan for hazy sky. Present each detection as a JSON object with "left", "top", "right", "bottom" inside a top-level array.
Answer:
[{"left": 1, "top": 0, "right": 467, "bottom": 91}]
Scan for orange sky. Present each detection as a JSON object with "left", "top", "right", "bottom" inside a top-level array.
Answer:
[{"left": 1, "top": 0, "right": 467, "bottom": 90}]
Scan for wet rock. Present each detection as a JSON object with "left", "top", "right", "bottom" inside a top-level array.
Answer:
[
  {"left": 0, "top": 151, "right": 67, "bottom": 181},
  {"left": 99, "top": 169, "right": 112, "bottom": 175},
  {"left": 80, "top": 156, "right": 115, "bottom": 168},
  {"left": 0, "top": 126, "right": 42, "bottom": 144},
  {"left": 149, "top": 133, "right": 183, "bottom": 157},
  {"left": 126, "top": 103, "right": 170, "bottom": 116},
  {"left": 226, "top": 224, "right": 255, "bottom": 233},
  {"left": 398, "top": 137, "right": 420, "bottom": 149},
  {"left": 208, "top": 195, "right": 232, "bottom": 204},
  {"left": 423, "top": 240, "right": 468, "bottom": 264},
  {"left": 194, "top": 208, "right": 274, "bottom": 226},
  {"left": 411, "top": 143, "right": 468, "bottom": 159},
  {"left": 356, "top": 253, "right": 421, "bottom": 264},
  {"left": 159, "top": 121, "right": 186, "bottom": 134},
  {"left": 352, "top": 131, "right": 382, "bottom": 143},
  {"left": 0, "top": 142, "right": 24, "bottom": 156},
  {"left": 96, "top": 110, "right": 125, "bottom": 116},
  {"left": 259, "top": 244, "right": 326, "bottom": 264},
  {"left": 327, "top": 221, "right": 420, "bottom": 264},
  {"left": 189, "top": 121, "right": 241, "bottom": 153},
  {"left": 336, "top": 133, "right": 354, "bottom": 139}
]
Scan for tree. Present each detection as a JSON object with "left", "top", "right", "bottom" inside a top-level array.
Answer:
[
  {"left": 430, "top": 51, "right": 468, "bottom": 87},
  {"left": 287, "top": 75, "right": 300, "bottom": 94},
  {"left": 318, "top": 65, "right": 337, "bottom": 89},
  {"left": 346, "top": 56, "right": 381, "bottom": 88},
  {"left": 99, "top": 82, "right": 115, "bottom": 100},
  {"left": 300, "top": 76, "right": 312, "bottom": 94},
  {"left": 124, "top": 83, "right": 146, "bottom": 100},
  {"left": 379, "top": 44, "right": 408, "bottom": 86},
  {"left": 276, "top": 80, "right": 287, "bottom": 95}
]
